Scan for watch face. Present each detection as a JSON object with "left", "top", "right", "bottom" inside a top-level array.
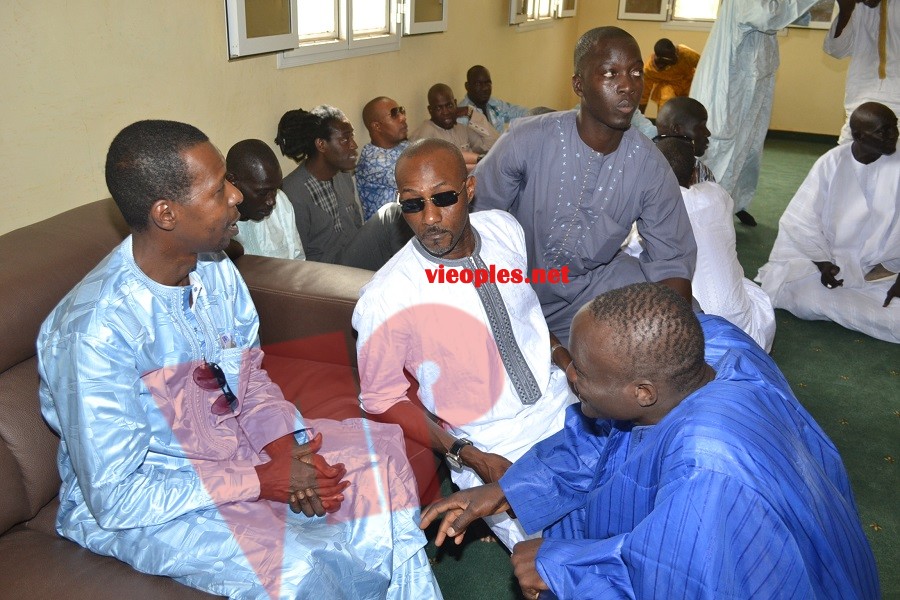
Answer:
[{"left": 446, "top": 454, "right": 463, "bottom": 470}]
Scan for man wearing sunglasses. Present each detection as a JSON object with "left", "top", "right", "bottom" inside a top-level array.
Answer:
[
  {"left": 37, "top": 120, "right": 442, "bottom": 599},
  {"left": 356, "top": 96, "right": 411, "bottom": 220},
  {"left": 353, "top": 139, "right": 577, "bottom": 550}
]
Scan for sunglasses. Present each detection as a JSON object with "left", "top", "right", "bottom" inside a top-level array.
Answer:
[
  {"left": 387, "top": 106, "right": 406, "bottom": 119},
  {"left": 652, "top": 134, "right": 694, "bottom": 144},
  {"left": 396, "top": 182, "right": 467, "bottom": 214},
  {"left": 193, "top": 361, "right": 238, "bottom": 416}
]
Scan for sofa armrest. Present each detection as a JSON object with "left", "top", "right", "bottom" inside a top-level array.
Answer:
[{"left": 234, "top": 256, "right": 373, "bottom": 368}]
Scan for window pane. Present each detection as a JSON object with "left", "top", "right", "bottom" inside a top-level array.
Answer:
[
  {"left": 245, "top": 0, "right": 292, "bottom": 38},
  {"left": 538, "top": 0, "right": 553, "bottom": 17},
  {"left": 352, "top": 0, "right": 389, "bottom": 34},
  {"left": 527, "top": 0, "right": 553, "bottom": 18},
  {"left": 298, "top": 0, "right": 337, "bottom": 39},
  {"left": 672, "top": 0, "right": 719, "bottom": 20}
]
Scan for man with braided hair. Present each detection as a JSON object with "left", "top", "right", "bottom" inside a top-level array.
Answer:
[
  {"left": 276, "top": 105, "right": 411, "bottom": 269},
  {"left": 421, "top": 283, "right": 878, "bottom": 600}
]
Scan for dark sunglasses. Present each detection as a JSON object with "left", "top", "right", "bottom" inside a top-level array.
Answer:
[
  {"left": 652, "top": 134, "right": 694, "bottom": 144},
  {"left": 388, "top": 106, "right": 406, "bottom": 119},
  {"left": 193, "top": 361, "right": 238, "bottom": 415},
  {"left": 396, "top": 183, "right": 467, "bottom": 214}
]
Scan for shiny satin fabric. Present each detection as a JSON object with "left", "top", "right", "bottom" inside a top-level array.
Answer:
[{"left": 37, "top": 236, "right": 441, "bottom": 599}]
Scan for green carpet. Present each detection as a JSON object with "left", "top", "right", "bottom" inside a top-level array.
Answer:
[{"left": 427, "top": 137, "right": 900, "bottom": 599}]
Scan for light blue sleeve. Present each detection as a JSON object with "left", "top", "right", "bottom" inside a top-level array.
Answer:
[
  {"left": 630, "top": 110, "right": 657, "bottom": 139},
  {"left": 737, "top": 0, "right": 820, "bottom": 32},
  {"left": 43, "top": 332, "right": 260, "bottom": 530}
]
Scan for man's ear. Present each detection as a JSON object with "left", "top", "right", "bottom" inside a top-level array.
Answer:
[
  {"left": 464, "top": 174, "right": 477, "bottom": 205},
  {"left": 225, "top": 172, "right": 238, "bottom": 185},
  {"left": 314, "top": 137, "right": 327, "bottom": 154},
  {"left": 672, "top": 123, "right": 685, "bottom": 135},
  {"left": 149, "top": 199, "right": 177, "bottom": 232},
  {"left": 572, "top": 73, "right": 584, "bottom": 98},
  {"left": 633, "top": 380, "right": 658, "bottom": 409}
]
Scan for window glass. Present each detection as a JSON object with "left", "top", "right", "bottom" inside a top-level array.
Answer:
[
  {"left": 672, "top": 0, "right": 719, "bottom": 20},
  {"left": 298, "top": 0, "right": 337, "bottom": 39},
  {"left": 352, "top": 0, "right": 389, "bottom": 35}
]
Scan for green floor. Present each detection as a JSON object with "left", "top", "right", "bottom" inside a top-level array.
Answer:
[{"left": 426, "top": 137, "right": 900, "bottom": 599}]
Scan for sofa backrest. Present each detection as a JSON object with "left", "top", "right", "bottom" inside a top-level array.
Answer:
[
  {"left": 0, "top": 199, "right": 130, "bottom": 535},
  {"left": 0, "top": 199, "right": 373, "bottom": 537}
]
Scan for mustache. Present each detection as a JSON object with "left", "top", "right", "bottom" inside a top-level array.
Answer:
[{"left": 423, "top": 226, "right": 450, "bottom": 237}]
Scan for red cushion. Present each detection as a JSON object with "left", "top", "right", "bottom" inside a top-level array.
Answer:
[{"left": 261, "top": 353, "right": 442, "bottom": 504}]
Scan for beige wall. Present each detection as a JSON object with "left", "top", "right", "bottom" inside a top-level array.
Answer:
[
  {"left": 1, "top": 0, "right": 848, "bottom": 236},
  {"left": 575, "top": 3, "right": 849, "bottom": 130},
  {"left": 0, "top": 0, "right": 576, "bottom": 235}
]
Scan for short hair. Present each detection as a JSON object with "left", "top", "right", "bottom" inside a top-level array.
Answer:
[
  {"left": 466, "top": 65, "right": 489, "bottom": 82},
  {"left": 574, "top": 26, "right": 636, "bottom": 76},
  {"left": 104, "top": 120, "right": 209, "bottom": 231},
  {"left": 656, "top": 96, "right": 707, "bottom": 133},
  {"left": 585, "top": 283, "right": 705, "bottom": 394},
  {"left": 274, "top": 104, "right": 347, "bottom": 162},
  {"left": 655, "top": 136, "right": 695, "bottom": 187},
  {"left": 226, "top": 139, "right": 279, "bottom": 181},
  {"left": 849, "top": 101, "right": 897, "bottom": 138},
  {"left": 427, "top": 83, "right": 454, "bottom": 105},
  {"left": 654, "top": 38, "right": 676, "bottom": 56},
  {"left": 395, "top": 138, "right": 467, "bottom": 186},
  {"left": 362, "top": 96, "right": 391, "bottom": 129}
]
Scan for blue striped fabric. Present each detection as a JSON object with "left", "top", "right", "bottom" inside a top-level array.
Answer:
[{"left": 500, "top": 314, "right": 879, "bottom": 599}]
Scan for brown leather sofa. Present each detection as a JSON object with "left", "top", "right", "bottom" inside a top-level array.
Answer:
[{"left": 0, "top": 199, "right": 439, "bottom": 599}]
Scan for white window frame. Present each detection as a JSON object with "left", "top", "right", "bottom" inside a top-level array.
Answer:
[
  {"left": 225, "top": 0, "right": 300, "bottom": 59},
  {"left": 617, "top": 0, "right": 721, "bottom": 24},
  {"left": 617, "top": 0, "right": 668, "bottom": 22},
  {"left": 404, "top": 0, "right": 449, "bottom": 35},
  {"left": 278, "top": 0, "right": 401, "bottom": 68},
  {"left": 617, "top": 0, "right": 830, "bottom": 31},
  {"left": 557, "top": 0, "right": 577, "bottom": 19},
  {"left": 510, "top": 0, "right": 576, "bottom": 28}
]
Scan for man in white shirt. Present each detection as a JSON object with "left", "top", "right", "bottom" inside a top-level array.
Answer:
[
  {"left": 656, "top": 137, "right": 776, "bottom": 351},
  {"left": 758, "top": 102, "right": 900, "bottom": 343},
  {"left": 410, "top": 83, "right": 499, "bottom": 171},
  {"left": 824, "top": 0, "right": 899, "bottom": 144},
  {"left": 353, "top": 139, "right": 576, "bottom": 550},
  {"left": 226, "top": 139, "right": 305, "bottom": 260},
  {"left": 458, "top": 65, "right": 529, "bottom": 134}
]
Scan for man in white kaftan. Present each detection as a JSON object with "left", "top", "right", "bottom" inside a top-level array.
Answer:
[
  {"left": 690, "top": 0, "right": 819, "bottom": 217},
  {"left": 234, "top": 189, "right": 306, "bottom": 260},
  {"left": 683, "top": 182, "right": 776, "bottom": 350},
  {"left": 758, "top": 102, "right": 900, "bottom": 343},
  {"left": 656, "top": 137, "right": 776, "bottom": 351},
  {"left": 824, "top": 0, "right": 900, "bottom": 145},
  {"left": 38, "top": 120, "right": 442, "bottom": 600},
  {"left": 353, "top": 140, "right": 576, "bottom": 550},
  {"left": 227, "top": 139, "right": 305, "bottom": 260}
]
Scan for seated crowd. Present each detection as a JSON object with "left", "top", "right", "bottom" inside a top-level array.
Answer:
[{"left": 36, "top": 24, "right": 891, "bottom": 600}]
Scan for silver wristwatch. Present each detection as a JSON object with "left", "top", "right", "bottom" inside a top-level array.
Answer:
[{"left": 445, "top": 438, "right": 473, "bottom": 470}]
